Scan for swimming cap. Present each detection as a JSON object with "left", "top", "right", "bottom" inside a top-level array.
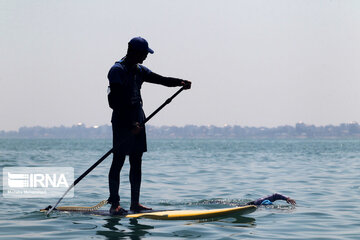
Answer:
[{"left": 260, "top": 200, "right": 273, "bottom": 205}]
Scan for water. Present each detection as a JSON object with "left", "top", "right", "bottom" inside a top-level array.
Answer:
[{"left": 1, "top": 138, "right": 360, "bottom": 239}]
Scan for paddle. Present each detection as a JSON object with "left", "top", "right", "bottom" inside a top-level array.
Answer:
[{"left": 47, "top": 86, "right": 187, "bottom": 215}]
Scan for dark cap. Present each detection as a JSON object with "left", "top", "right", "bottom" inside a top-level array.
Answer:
[{"left": 128, "top": 37, "right": 154, "bottom": 54}]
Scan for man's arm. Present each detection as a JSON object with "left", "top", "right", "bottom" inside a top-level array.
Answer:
[
  {"left": 145, "top": 72, "right": 191, "bottom": 89},
  {"left": 248, "top": 193, "right": 296, "bottom": 206},
  {"left": 108, "top": 65, "right": 132, "bottom": 111},
  {"left": 108, "top": 67, "right": 137, "bottom": 128}
]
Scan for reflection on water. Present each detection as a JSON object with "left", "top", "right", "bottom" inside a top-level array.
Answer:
[
  {"left": 220, "top": 216, "right": 256, "bottom": 225},
  {"left": 97, "top": 217, "right": 154, "bottom": 240}
]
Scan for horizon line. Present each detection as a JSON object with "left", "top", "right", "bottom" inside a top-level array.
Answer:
[{"left": 2, "top": 121, "right": 359, "bottom": 132}]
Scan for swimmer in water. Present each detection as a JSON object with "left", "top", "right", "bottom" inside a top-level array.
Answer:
[{"left": 246, "top": 193, "right": 296, "bottom": 206}]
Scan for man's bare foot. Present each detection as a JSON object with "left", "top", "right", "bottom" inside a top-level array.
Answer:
[
  {"left": 109, "top": 205, "right": 128, "bottom": 215},
  {"left": 130, "top": 203, "right": 152, "bottom": 213}
]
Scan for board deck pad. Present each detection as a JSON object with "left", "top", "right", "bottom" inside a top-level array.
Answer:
[{"left": 41, "top": 205, "right": 257, "bottom": 220}]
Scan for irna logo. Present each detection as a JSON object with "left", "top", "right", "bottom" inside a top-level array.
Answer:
[
  {"left": 7, "top": 172, "right": 69, "bottom": 188},
  {"left": 3, "top": 167, "right": 74, "bottom": 198}
]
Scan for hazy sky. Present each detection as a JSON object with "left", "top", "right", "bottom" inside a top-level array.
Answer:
[{"left": 1, "top": 0, "right": 360, "bottom": 131}]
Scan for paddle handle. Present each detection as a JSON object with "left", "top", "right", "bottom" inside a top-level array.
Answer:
[{"left": 143, "top": 86, "right": 185, "bottom": 125}]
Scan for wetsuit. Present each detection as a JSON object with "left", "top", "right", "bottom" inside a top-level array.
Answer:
[
  {"left": 246, "top": 193, "right": 289, "bottom": 206},
  {"left": 107, "top": 59, "right": 183, "bottom": 207}
]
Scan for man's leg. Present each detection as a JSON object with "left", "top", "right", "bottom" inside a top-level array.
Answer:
[
  {"left": 129, "top": 152, "right": 142, "bottom": 207},
  {"left": 129, "top": 152, "right": 152, "bottom": 212},
  {"left": 108, "top": 153, "right": 125, "bottom": 206}
]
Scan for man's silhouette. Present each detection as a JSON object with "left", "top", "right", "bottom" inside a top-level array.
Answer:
[{"left": 107, "top": 37, "right": 191, "bottom": 215}]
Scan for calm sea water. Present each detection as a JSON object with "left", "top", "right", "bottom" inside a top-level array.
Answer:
[{"left": 0, "top": 138, "right": 359, "bottom": 239}]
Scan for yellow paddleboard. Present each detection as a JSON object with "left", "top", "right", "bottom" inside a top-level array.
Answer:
[
  {"left": 126, "top": 205, "right": 256, "bottom": 220},
  {"left": 41, "top": 203, "right": 256, "bottom": 220}
]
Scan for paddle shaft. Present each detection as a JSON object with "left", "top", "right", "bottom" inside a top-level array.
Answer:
[{"left": 47, "top": 86, "right": 186, "bottom": 215}]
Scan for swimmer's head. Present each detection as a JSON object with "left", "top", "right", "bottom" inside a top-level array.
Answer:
[{"left": 260, "top": 200, "right": 273, "bottom": 205}]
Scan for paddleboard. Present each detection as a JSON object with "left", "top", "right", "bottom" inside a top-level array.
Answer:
[
  {"left": 41, "top": 205, "right": 256, "bottom": 220},
  {"left": 127, "top": 205, "right": 256, "bottom": 220}
]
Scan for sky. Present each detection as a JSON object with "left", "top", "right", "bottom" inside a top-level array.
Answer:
[{"left": 1, "top": 0, "right": 360, "bottom": 131}]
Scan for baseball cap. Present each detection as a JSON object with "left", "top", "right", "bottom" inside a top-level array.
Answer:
[{"left": 128, "top": 37, "right": 154, "bottom": 54}]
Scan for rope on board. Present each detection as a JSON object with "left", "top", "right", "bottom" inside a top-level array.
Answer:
[{"left": 40, "top": 200, "right": 108, "bottom": 212}]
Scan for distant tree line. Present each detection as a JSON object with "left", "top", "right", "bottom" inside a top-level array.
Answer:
[{"left": 1, "top": 122, "right": 360, "bottom": 139}]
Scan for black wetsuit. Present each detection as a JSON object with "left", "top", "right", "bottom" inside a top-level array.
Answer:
[
  {"left": 107, "top": 59, "right": 183, "bottom": 206},
  {"left": 246, "top": 193, "right": 289, "bottom": 205}
]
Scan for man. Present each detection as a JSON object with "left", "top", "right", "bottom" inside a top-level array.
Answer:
[
  {"left": 246, "top": 193, "right": 296, "bottom": 206},
  {"left": 107, "top": 37, "right": 191, "bottom": 215}
]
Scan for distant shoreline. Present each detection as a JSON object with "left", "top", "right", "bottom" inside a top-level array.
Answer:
[{"left": 1, "top": 122, "right": 359, "bottom": 139}]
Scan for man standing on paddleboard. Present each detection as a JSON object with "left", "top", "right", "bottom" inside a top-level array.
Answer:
[{"left": 107, "top": 37, "right": 191, "bottom": 215}]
